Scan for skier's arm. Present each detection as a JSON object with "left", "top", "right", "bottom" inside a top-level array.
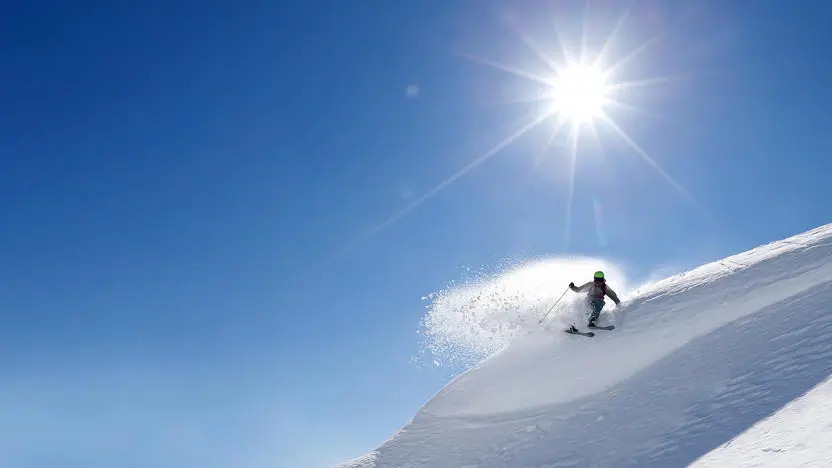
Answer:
[
  {"left": 605, "top": 287, "right": 621, "bottom": 305},
  {"left": 570, "top": 281, "right": 591, "bottom": 292}
]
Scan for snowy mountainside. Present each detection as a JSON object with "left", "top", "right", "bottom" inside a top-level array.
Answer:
[
  {"left": 338, "top": 224, "right": 832, "bottom": 468},
  {"left": 691, "top": 375, "right": 832, "bottom": 467}
]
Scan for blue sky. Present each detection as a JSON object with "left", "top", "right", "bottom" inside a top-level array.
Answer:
[{"left": 1, "top": 1, "right": 831, "bottom": 467}]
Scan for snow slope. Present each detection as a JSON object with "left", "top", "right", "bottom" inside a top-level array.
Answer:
[
  {"left": 338, "top": 224, "right": 832, "bottom": 468},
  {"left": 691, "top": 375, "right": 832, "bottom": 468}
]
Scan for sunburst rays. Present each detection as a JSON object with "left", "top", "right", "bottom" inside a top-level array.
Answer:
[{"left": 336, "top": 4, "right": 704, "bottom": 257}]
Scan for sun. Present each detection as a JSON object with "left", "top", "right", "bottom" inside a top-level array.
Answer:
[
  {"left": 547, "top": 62, "right": 609, "bottom": 124},
  {"left": 335, "top": 6, "right": 707, "bottom": 257}
]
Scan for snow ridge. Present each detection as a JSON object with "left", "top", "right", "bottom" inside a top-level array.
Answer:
[{"left": 338, "top": 224, "right": 832, "bottom": 468}]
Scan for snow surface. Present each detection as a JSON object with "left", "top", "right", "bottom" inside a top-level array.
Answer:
[
  {"left": 692, "top": 376, "right": 832, "bottom": 468},
  {"left": 338, "top": 224, "right": 832, "bottom": 468}
]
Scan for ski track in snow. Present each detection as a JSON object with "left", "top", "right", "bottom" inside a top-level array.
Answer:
[{"left": 337, "top": 224, "right": 832, "bottom": 468}]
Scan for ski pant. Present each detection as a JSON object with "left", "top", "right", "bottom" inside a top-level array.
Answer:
[{"left": 587, "top": 299, "right": 605, "bottom": 323}]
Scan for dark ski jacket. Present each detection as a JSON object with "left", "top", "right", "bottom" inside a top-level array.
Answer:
[{"left": 571, "top": 280, "right": 621, "bottom": 304}]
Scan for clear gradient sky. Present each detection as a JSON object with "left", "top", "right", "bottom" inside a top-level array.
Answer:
[{"left": 2, "top": 1, "right": 831, "bottom": 467}]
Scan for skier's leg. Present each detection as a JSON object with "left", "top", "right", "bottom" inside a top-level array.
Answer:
[
  {"left": 583, "top": 299, "right": 593, "bottom": 324},
  {"left": 588, "top": 300, "right": 605, "bottom": 326}
]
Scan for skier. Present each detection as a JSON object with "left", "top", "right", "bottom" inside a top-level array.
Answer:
[{"left": 567, "top": 270, "right": 621, "bottom": 331}]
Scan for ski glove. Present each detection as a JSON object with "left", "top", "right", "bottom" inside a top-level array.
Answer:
[{"left": 569, "top": 282, "right": 575, "bottom": 288}]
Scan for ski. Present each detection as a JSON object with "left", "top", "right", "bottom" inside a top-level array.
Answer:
[
  {"left": 588, "top": 324, "right": 615, "bottom": 331},
  {"left": 564, "top": 328, "right": 595, "bottom": 338}
]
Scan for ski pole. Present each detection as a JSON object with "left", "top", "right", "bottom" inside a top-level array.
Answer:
[{"left": 539, "top": 287, "right": 569, "bottom": 324}]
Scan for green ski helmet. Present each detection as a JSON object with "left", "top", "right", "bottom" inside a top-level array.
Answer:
[{"left": 594, "top": 271, "right": 605, "bottom": 280}]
